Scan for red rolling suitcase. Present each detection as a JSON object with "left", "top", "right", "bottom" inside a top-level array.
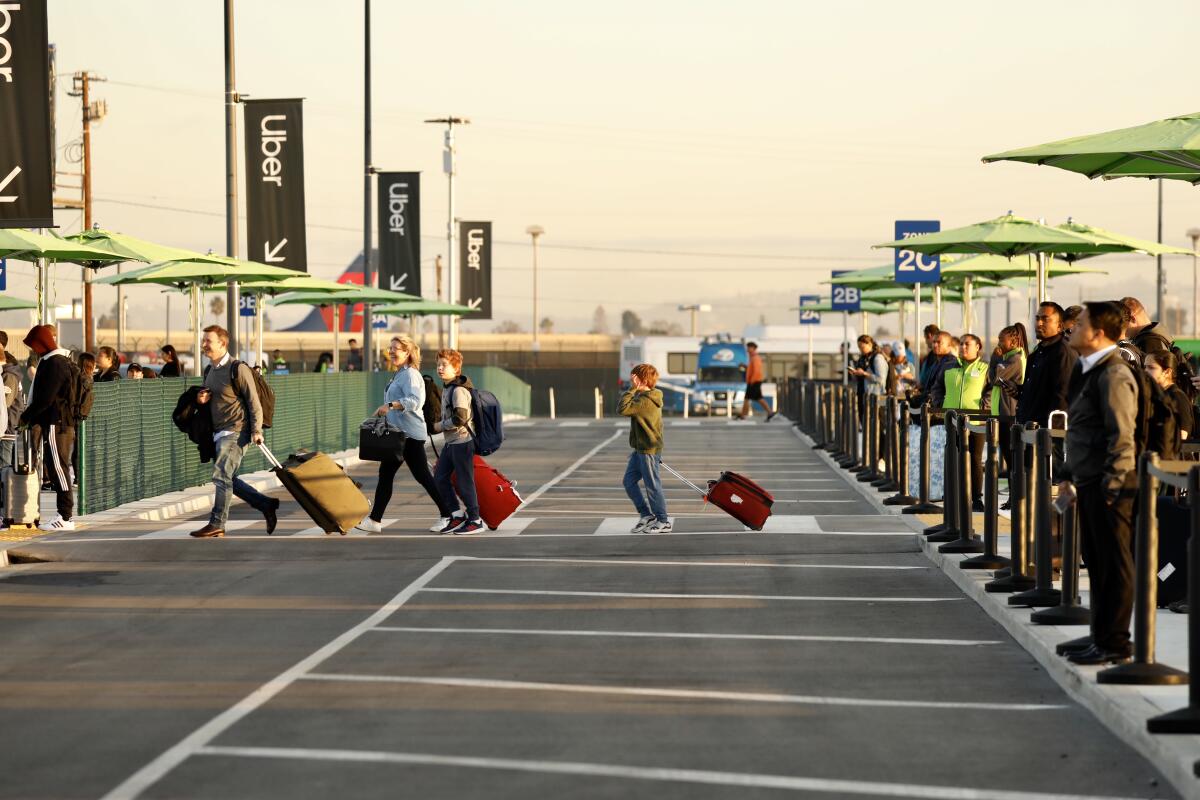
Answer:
[
  {"left": 662, "top": 463, "right": 774, "bottom": 531},
  {"left": 452, "top": 455, "right": 523, "bottom": 531}
]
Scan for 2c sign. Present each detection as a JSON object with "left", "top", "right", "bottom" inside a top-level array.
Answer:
[{"left": 893, "top": 220, "right": 940, "bottom": 284}]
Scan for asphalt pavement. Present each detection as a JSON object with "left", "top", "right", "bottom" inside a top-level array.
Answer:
[{"left": 0, "top": 417, "right": 1180, "bottom": 799}]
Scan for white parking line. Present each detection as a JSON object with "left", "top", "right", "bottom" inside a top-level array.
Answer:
[
  {"left": 422, "top": 588, "right": 961, "bottom": 603},
  {"left": 137, "top": 519, "right": 256, "bottom": 539},
  {"left": 457, "top": 556, "right": 927, "bottom": 571},
  {"left": 98, "top": 557, "right": 458, "bottom": 800},
  {"left": 370, "top": 626, "right": 1002, "bottom": 647},
  {"left": 191, "top": 747, "right": 1132, "bottom": 800},
  {"left": 517, "top": 431, "right": 622, "bottom": 510}
]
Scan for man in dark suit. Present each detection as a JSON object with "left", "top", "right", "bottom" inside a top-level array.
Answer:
[
  {"left": 1057, "top": 301, "right": 1138, "bottom": 665},
  {"left": 1016, "top": 302, "right": 1078, "bottom": 428}
]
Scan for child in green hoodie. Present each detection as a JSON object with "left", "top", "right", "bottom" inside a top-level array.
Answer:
[{"left": 619, "top": 363, "right": 670, "bottom": 533}]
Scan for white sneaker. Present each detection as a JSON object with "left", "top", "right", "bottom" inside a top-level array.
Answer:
[
  {"left": 645, "top": 519, "right": 673, "bottom": 534},
  {"left": 39, "top": 516, "right": 75, "bottom": 532},
  {"left": 433, "top": 513, "right": 465, "bottom": 533},
  {"left": 631, "top": 515, "right": 653, "bottom": 533},
  {"left": 355, "top": 518, "right": 382, "bottom": 534}
]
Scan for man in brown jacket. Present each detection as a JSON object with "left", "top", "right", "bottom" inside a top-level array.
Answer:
[{"left": 1057, "top": 301, "right": 1138, "bottom": 665}]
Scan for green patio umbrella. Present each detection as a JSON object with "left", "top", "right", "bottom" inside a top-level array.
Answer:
[
  {"left": 270, "top": 286, "right": 420, "bottom": 372},
  {"left": 0, "top": 295, "right": 39, "bottom": 311},
  {"left": 981, "top": 112, "right": 1200, "bottom": 182},
  {"left": 1054, "top": 219, "right": 1192, "bottom": 260},
  {"left": 96, "top": 255, "right": 298, "bottom": 376},
  {"left": 801, "top": 299, "right": 888, "bottom": 314},
  {"left": 64, "top": 226, "right": 228, "bottom": 266},
  {"left": 0, "top": 229, "right": 125, "bottom": 324}
]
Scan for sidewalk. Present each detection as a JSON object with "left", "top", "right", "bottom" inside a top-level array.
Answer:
[{"left": 798, "top": 428, "right": 1200, "bottom": 799}]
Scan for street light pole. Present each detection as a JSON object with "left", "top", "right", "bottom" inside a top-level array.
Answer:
[
  {"left": 362, "top": 0, "right": 374, "bottom": 372},
  {"left": 526, "top": 225, "right": 544, "bottom": 349},
  {"left": 677, "top": 304, "right": 711, "bottom": 337},
  {"left": 1188, "top": 227, "right": 1200, "bottom": 339},
  {"left": 425, "top": 117, "right": 470, "bottom": 350},
  {"left": 224, "top": 0, "right": 240, "bottom": 357},
  {"left": 1157, "top": 179, "right": 1165, "bottom": 323}
]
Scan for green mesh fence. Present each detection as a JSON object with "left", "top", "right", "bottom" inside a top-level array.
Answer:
[{"left": 79, "top": 366, "right": 530, "bottom": 516}]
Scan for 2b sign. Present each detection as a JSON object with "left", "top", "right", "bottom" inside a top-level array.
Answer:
[
  {"left": 239, "top": 294, "right": 257, "bottom": 317},
  {"left": 830, "top": 272, "right": 860, "bottom": 312},
  {"left": 893, "top": 220, "right": 940, "bottom": 284},
  {"left": 799, "top": 294, "right": 821, "bottom": 324}
]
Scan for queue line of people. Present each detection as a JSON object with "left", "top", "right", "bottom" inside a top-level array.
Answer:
[{"left": 850, "top": 296, "right": 1198, "bottom": 666}]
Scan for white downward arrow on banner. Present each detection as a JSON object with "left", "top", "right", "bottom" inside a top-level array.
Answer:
[
  {"left": 0, "top": 166, "right": 20, "bottom": 203},
  {"left": 389, "top": 274, "right": 407, "bottom": 291},
  {"left": 263, "top": 238, "right": 288, "bottom": 263},
  {"left": 467, "top": 298, "right": 483, "bottom": 310}
]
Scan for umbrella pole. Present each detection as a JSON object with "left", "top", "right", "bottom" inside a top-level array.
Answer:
[
  {"left": 842, "top": 311, "right": 848, "bottom": 387},
  {"left": 191, "top": 283, "right": 202, "bottom": 377},
  {"left": 1037, "top": 253, "right": 1048, "bottom": 305},
  {"left": 963, "top": 277, "right": 973, "bottom": 333},
  {"left": 256, "top": 293, "right": 265, "bottom": 367},
  {"left": 913, "top": 284, "right": 921, "bottom": 371},
  {"left": 333, "top": 304, "right": 340, "bottom": 372},
  {"left": 807, "top": 323, "right": 813, "bottom": 380},
  {"left": 934, "top": 284, "right": 943, "bottom": 329}
]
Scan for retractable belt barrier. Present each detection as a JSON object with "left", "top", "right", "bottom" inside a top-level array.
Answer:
[{"left": 903, "top": 403, "right": 943, "bottom": 515}]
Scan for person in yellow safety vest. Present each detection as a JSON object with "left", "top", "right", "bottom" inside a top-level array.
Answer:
[{"left": 943, "top": 334, "right": 989, "bottom": 511}]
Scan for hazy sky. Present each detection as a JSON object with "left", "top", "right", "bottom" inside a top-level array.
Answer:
[{"left": 30, "top": 0, "right": 1200, "bottom": 335}]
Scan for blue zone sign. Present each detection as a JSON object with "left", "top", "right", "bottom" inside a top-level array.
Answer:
[
  {"left": 799, "top": 294, "right": 821, "bottom": 324},
  {"left": 239, "top": 294, "right": 257, "bottom": 317},
  {"left": 830, "top": 271, "right": 860, "bottom": 312},
  {"left": 893, "top": 220, "right": 940, "bottom": 284}
]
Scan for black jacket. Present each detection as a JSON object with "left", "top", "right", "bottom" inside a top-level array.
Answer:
[
  {"left": 173, "top": 386, "right": 216, "bottom": 463},
  {"left": 1132, "top": 322, "right": 1171, "bottom": 356},
  {"left": 1015, "top": 334, "right": 1078, "bottom": 426},
  {"left": 925, "top": 353, "right": 959, "bottom": 409},
  {"left": 24, "top": 352, "right": 75, "bottom": 428},
  {"left": 96, "top": 366, "right": 121, "bottom": 382},
  {"left": 1062, "top": 350, "right": 1138, "bottom": 497},
  {"left": 159, "top": 361, "right": 182, "bottom": 378}
]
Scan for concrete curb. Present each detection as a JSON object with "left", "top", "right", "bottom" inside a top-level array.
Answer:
[{"left": 792, "top": 426, "right": 1200, "bottom": 800}]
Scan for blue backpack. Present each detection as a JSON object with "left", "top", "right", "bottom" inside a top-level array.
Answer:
[{"left": 469, "top": 387, "right": 504, "bottom": 456}]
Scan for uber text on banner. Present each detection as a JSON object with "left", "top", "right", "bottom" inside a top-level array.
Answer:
[
  {"left": 458, "top": 220, "right": 492, "bottom": 320},
  {"left": 376, "top": 171, "right": 420, "bottom": 295},
  {"left": 243, "top": 99, "right": 308, "bottom": 271},
  {"left": 0, "top": 1, "right": 54, "bottom": 228}
]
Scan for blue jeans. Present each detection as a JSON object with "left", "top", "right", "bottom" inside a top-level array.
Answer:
[
  {"left": 210, "top": 430, "right": 274, "bottom": 527},
  {"left": 623, "top": 451, "right": 667, "bottom": 522},
  {"left": 434, "top": 441, "right": 479, "bottom": 520}
]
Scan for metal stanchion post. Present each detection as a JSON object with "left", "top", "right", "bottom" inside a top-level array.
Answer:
[
  {"left": 903, "top": 404, "right": 941, "bottom": 514},
  {"left": 872, "top": 397, "right": 898, "bottom": 490},
  {"left": 928, "top": 411, "right": 961, "bottom": 542},
  {"left": 987, "top": 423, "right": 1037, "bottom": 593},
  {"left": 1099, "top": 452, "right": 1188, "bottom": 685},
  {"left": 885, "top": 403, "right": 917, "bottom": 506},
  {"left": 1032, "top": 499, "right": 1089, "bottom": 625},
  {"left": 1147, "top": 465, "right": 1200, "bottom": 731},
  {"left": 962, "top": 418, "right": 1010, "bottom": 570},
  {"left": 941, "top": 414, "right": 984, "bottom": 554},
  {"left": 1010, "top": 428, "right": 1062, "bottom": 607},
  {"left": 836, "top": 388, "right": 857, "bottom": 468},
  {"left": 858, "top": 397, "right": 880, "bottom": 482}
]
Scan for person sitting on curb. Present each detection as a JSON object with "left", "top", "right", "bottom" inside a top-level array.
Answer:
[{"left": 190, "top": 325, "right": 279, "bottom": 538}]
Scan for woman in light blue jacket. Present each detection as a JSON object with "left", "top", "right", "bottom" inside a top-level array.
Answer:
[{"left": 355, "top": 335, "right": 453, "bottom": 533}]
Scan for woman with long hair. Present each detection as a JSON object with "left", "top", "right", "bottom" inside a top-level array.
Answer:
[
  {"left": 355, "top": 336, "right": 453, "bottom": 533},
  {"left": 1145, "top": 351, "right": 1194, "bottom": 457},
  {"left": 159, "top": 344, "right": 182, "bottom": 377}
]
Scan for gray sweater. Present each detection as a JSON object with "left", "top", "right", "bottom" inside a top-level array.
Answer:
[
  {"left": 203, "top": 356, "right": 263, "bottom": 438},
  {"left": 1063, "top": 351, "right": 1137, "bottom": 498}
]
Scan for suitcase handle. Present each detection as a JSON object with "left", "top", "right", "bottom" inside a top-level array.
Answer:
[
  {"left": 258, "top": 442, "right": 282, "bottom": 469},
  {"left": 660, "top": 461, "right": 707, "bottom": 497},
  {"left": 15, "top": 427, "right": 39, "bottom": 473}
]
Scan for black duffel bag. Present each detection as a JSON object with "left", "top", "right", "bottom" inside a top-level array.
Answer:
[{"left": 359, "top": 417, "right": 406, "bottom": 462}]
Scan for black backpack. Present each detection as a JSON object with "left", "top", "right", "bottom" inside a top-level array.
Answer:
[
  {"left": 421, "top": 374, "right": 442, "bottom": 437},
  {"left": 1168, "top": 342, "right": 1198, "bottom": 401},
  {"left": 204, "top": 360, "right": 275, "bottom": 428},
  {"left": 1118, "top": 358, "right": 1163, "bottom": 458},
  {"left": 56, "top": 356, "right": 83, "bottom": 427}
]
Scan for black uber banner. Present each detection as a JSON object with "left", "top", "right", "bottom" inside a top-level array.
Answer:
[
  {"left": 243, "top": 98, "right": 307, "bottom": 271},
  {"left": 0, "top": 1, "right": 53, "bottom": 228},
  {"left": 458, "top": 220, "right": 491, "bottom": 320},
  {"left": 376, "top": 171, "right": 420, "bottom": 295}
]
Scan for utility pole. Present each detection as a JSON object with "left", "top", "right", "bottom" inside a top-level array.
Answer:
[
  {"left": 67, "top": 71, "right": 107, "bottom": 353},
  {"left": 362, "top": 0, "right": 375, "bottom": 372},
  {"left": 224, "top": 0, "right": 240, "bottom": 364},
  {"left": 677, "top": 304, "right": 711, "bottom": 336},
  {"left": 1188, "top": 227, "right": 1200, "bottom": 339},
  {"left": 435, "top": 254, "right": 444, "bottom": 349},
  {"left": 425, "top": 117, "right": 469, "bottom": 350},
  {"left": 526, "top": 225, "right": 544, "bottom": 350},
  {"left": 1157, "top": 179, "right": 1165, "bottom": 323}
]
